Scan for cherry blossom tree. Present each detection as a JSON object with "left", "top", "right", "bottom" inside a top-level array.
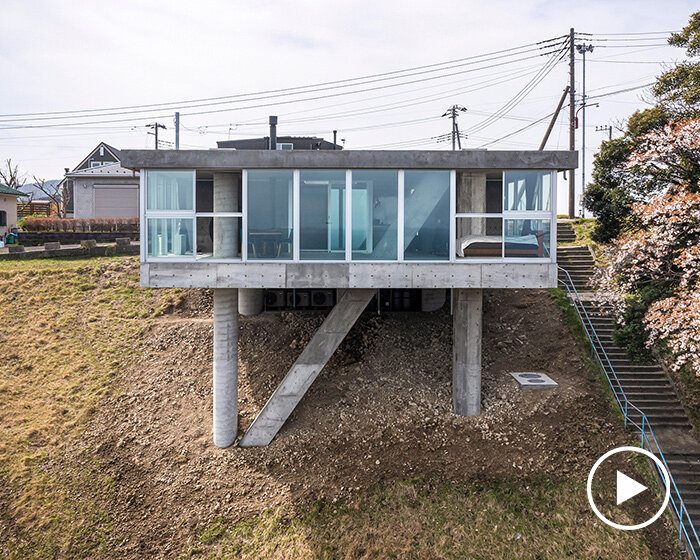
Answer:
[{"left": 592, "top": 119, "right": 700, "bottom": 377}]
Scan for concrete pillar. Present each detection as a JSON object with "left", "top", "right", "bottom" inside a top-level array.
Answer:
[
  {"left": 453, "top": 288, "right": 482, "bottom": 416},
  {"left": 239, "top": 288, "right": 264, "bottom": 316},
  {"left": 213, "top": 288, "right": 238, "bottom": 448},
  {"left": 213, "top": 172, "right": 240, "bottom": 259},
  {"left": 456, "top": 172, "right": 487, "bottom": 238}
]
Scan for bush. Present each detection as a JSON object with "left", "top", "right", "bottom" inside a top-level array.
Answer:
[{"left": 21, "top": 217, "right": 139, "bottom": 233}]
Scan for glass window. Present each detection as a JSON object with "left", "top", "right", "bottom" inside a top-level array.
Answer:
[
  {"left": 404, "top": 170, "right": 450, "bottom": 261},
  {"left": 456, "top": 217, "right": 502, "bottom": 259},
  {"left": 504, "top": 219, "right": 551, "bottom": 258},
  {"left": 300, "top": 170, "right": 346, "bottom": 261},
  {"left": 146, "top": 170, "right": 194, "bottom": 211},
  {"left": 352, "top": 170, "right": 398, "bottom": 261},
  {"left": 247, "top": 170, "right": 293, "bottom": 260},
  {"left": 147, "top": 218, "right": 193, "bottom": 258},
  {"left": 196, "top": 217, "right": 241, "bottom": 259},
  {"left": 503, "top": 171, "right": 551, "bottom": 212}
]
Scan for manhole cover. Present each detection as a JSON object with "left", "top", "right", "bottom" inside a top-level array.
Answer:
[{"left": 508, "top": 371, "right": 558, "bottom": 390}]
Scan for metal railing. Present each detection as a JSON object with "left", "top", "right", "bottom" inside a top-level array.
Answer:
[{"left": 558, "top": 266, "right": 699, "bottom": 558}]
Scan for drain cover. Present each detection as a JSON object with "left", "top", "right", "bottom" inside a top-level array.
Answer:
[{"left": 509, "top": 371, "right": 558, "bottom": 390}]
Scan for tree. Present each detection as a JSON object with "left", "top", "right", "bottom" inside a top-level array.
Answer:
[
  {"left": 583, "top": 12, "right": 700, "bottom": 240},
  {"left": 0, "top": 158, "right": 27, "bottom": 194},
  {"left": 32, "top": 176, "right": 67, "bottom": 218},
  {"left": 654, "top": 11, "right": 700, "bottom": 118}
]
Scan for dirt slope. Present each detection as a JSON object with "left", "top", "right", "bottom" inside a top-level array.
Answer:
[{"left": 45, "top": 286, "right": 679, "bottom": 558}]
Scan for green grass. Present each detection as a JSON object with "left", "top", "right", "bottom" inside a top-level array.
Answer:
[
  {"left": 0, "top": 256, "right": 182, "bottom": 559},
  {"left": 180, "top": 477, "right": 678, "bottom": 560}
]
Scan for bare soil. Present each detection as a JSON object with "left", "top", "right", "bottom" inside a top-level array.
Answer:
[{"left": 53, "top": 288, "right": 677, "bottom": 558}]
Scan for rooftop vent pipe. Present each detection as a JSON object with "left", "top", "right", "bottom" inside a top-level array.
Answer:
[{"left": 269, "top": 115, "right": 278, "bottom": 150}]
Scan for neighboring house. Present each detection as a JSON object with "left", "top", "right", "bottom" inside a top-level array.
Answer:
[
  {"left": 0, "top": 184, "right": 28, "bottom": 237},
  {"left": 217, "top": 136, "right": 342, "bottom": 150},
  {"left": 217, "top": 115, "right": 342, "bottom": 151},
  {"left": 59, "top": 142, "right": 139, "bottom": 219},
  {"left": 121, "top": 147, "right": 577, "bottom": 449}
]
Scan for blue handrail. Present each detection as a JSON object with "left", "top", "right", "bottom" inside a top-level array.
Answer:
[{"left": 557, "top": 265, "right": 699, "bottom": 558}]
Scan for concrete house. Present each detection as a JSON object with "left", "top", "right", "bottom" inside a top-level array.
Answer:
[
  {"left": 60, "top": 142, "right": 139, "bottom": 219},
  {"left": 121, "top": 147, "right": 577, "bottom": 449},
  {"left": 0, "top": 184, "right": 28, "bottom": 237}
]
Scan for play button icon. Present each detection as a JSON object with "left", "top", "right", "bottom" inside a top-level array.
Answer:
[
  {"left": 616, "top": 471, "right": 647, "bottom": 505},
  {"left": 587, "top": 446, "right": 671, "bottom": 531}
]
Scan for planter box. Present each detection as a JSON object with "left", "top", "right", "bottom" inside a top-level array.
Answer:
[{"left": 17, "top": 231, "right": 139, "bottom": 247}]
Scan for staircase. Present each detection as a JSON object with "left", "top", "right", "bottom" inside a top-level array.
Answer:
[{"left": 557, "top": 221, "right": 700, "bottom": 556}]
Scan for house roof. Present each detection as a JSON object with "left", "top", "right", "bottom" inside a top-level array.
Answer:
[
  {"left": 217, "top": 136, "right": 342, "bottom": 150},
  {"left": 66, "top": 162, "right": 137, "bottom": 178},
  {"left": 71, "top": 141, "right": 122, "bottom": 172},
  {"left": 0, "top": 184, "right": 29, "bottom": 197}
]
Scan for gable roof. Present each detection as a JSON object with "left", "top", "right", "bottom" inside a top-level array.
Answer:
[
  {"left": 0, "top": 184, "right": 29, "bottom": 197},
  {"left": 71, "top": 141, "right": 122, "bottom": 172},
  {"left": 66, "top": 162, "right": 137, "bottom": 178}
]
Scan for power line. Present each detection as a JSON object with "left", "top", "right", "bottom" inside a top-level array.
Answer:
[
  {"left": 0, "top": 49, "right": 568, "bottom": 130},
  {"left": 0, "top": 37, "right": 567, "bottom": 123}
]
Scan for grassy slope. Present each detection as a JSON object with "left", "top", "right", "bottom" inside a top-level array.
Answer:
[
  {"left": 183, "top": 477, "right": 673, "bottom": 560},
  {"left": 0, "top": 257, "right": 683, "bottom": 559},
  {"left": 0, "top": 257, "right": 181, "bottom": 559}
]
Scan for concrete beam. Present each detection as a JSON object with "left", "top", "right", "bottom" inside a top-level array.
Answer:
[
  {"left": 213, "top": 288, "right": 238, "bottom": 448},
  {"left": 239, "top": 288, "right": 375, "bottom": 447},
  {"left": 142, "top": 262, "right": 557, "bottom": 290},
  {"left": 453, "top": 288, "right": 482, "bottom": 416},
  {"left": 121, "top": 149, "right": 578, "bottom": 171}
]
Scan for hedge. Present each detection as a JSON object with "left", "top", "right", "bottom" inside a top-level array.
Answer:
[{"left": 21, "top": 217, "right": 139, "bottom": 233}]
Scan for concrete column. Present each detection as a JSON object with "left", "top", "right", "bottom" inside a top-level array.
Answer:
[
  {"left": 213, "top": 288, "right": 238, "bottom": 448},
  {"left": 456, "top": 172, "right": 487, "bottom": 237},
  {"left": 213, "top": 172, "right": 240, "bottom": 259},
  {"left": 453, "top": 288, "right": 482, "bottom": 416},
  {"left": 238, "top": 288, "right": 264, "bottom": 316}
]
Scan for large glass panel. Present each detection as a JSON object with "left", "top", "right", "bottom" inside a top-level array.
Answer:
[
  {"left": 456, "top": 217, "right": 502, "bottom": 259},
  {"left": 300, "top": 170, "right": 346, "bottom": 261},
  {"left": 352, "top": 170, "right": 398, "bottom": 261},
  {"left": 503, "top": 171, "right": 551, "bottom": 211},
  {"left": 146, "top": 170, "right": 194, "bottom": 211},
  {"left": 403, "top": 170, "right": 450, "bottom": 261},
  {"left": 147, "top": 218, "right": 193, "bottom": 258},
  {"left": 504, "top": 219, "right": 551, "bottom": 258},
  {"left": 456, "top": 173, "right": 502, "bottom": 213},
  {"left": 247, "top": 170, "right": 293, "bottom": 260},
  {"left": 196, "top": 217, "right": 241, "bottom": 259}
]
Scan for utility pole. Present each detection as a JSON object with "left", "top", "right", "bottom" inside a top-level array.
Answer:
[
  {"left": 576, "top": 42, "right": 594, "bottom": 216},
  {"left": 596, "top": 124, "right": 612, "bottom": 140},
  {"left": 568, "top": 28, "right": 576, "bottom": 219},
  {"left": 442, "top": 105, "right": 467, "bottom": 150},
  {"left": 333, "top": 130, "right": 337, "bottom": 150},
  {"left": 175, "top": 112, "right": 180, "bottom": 150},
  {"left": 538, "top": 86, "right": 570, "bottom": 150},
  {"left": 147, "top": 122, "right": 167, "bottom": 150}
]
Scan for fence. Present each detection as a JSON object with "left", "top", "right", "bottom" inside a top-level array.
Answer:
[
  {"left": 558, "top": 266, "right": 699, "bottom": 559},
  {"left": 17, "top": 202, "right": 51, "bottom": 218}
]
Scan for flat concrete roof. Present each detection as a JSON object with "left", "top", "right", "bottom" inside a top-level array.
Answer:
[{"left": 120, "top": 149, "right": 577, "bottom": 171}]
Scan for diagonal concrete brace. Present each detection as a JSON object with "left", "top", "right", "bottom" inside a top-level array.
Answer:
[{"left": 239, "top": 288, "right": 375, "bottom": 447}]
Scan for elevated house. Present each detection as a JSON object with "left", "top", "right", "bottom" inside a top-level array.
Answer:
[
  {"left": 121, "top": 144, "right": 576, "bottom": 449},
  {"left": 59, "top": 142, "right": 139, "bottom": 219}
]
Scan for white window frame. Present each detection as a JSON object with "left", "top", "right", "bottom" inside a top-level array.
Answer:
[
  {"left": 143, "top": 169, "right": 197, "bottom": 262},
  {"left": 141, "top": 168, "right": 557, "bottom": 264}
]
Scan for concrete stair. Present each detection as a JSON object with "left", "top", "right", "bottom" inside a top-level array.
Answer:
[{"left": 557, "top": 221, "right": 700, "bottom": 552}]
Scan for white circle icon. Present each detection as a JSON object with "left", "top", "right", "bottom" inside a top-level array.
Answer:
[{"left": 587, "top": 446, "right": 671, "bottom": 531}]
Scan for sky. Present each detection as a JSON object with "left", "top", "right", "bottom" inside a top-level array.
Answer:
[{"left": 0, "top": 0, "right": 696, "bottom": 214}]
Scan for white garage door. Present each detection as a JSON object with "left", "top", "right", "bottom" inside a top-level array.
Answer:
[{"left": 94, "top": 186, "right": 139, "bottom": 218}]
